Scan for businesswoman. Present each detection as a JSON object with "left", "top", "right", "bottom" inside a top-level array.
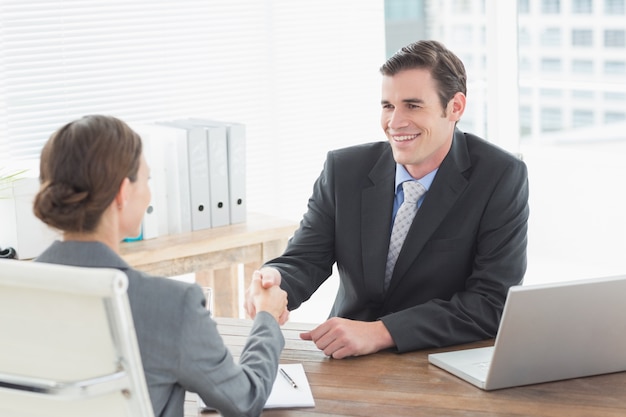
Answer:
[{"left": 33, "top": 115, "right": 287, "bottom": 417}]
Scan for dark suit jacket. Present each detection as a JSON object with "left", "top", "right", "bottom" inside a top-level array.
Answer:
[
  {"left": 267, "top": 129, "right": 529, "bottom": 352},
  {"left": 36, "top": 240, "right": 284, "bottom": 417}
]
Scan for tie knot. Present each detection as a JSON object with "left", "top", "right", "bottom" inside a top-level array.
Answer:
[{"left": 402, "top": 181, "right": 425, "bottom": 204}]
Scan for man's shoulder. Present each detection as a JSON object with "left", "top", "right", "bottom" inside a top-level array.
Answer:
[
  {"left": 462, "top": 131, "right": 522, "bottom": 163},
  {"left": 454, "top": 132, "right": 528, "bottom": 189}
]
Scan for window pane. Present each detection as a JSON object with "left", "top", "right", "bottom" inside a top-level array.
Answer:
[
  {"left": 572, "top": 109, "right": 594, "bottom": 127},
  {"left": 604, "top": 60, "right": 626, "bottom": 74},
  {"left": 604, "top": 30, "right": 626, "bottom": 47},
  {"left": 516, "top": 0, "right": 626, "bottom": 282},
  {"left": 604, "top": 111, "right": 626, "bottom": 123},
  {"left": 540, "top": 88, "right": 563, "bottom": 97},
  {"left": 542, "top": 0, "right": 560, "bottom": 13},
  {"left": 519, "top": 27, "right": 532, "bottom": 46},
  {"left": 452, "top": 26, "right": 474, "bottom": 46},
  {"left": 520, "top": 86, "right": 532, "bottom": 96},
  {"left": 518, "top": 0, "right": 530, "bottom": 14},
  {"left": 541, "top": 58, "right": 562, "bottom": 72},
  {"left": 519, "top": 106, "right": 532, "bottom": 136},
  {"left": 572, "top": 29, "right": 593, "bottom": 46},
  {"left": 541, "top": 27, "right": 561, "bottom": 46},
  {"left": 604, "top": 0, "right": 626, "bottom": 14},
  {"left": 572, "top": 90, "right": 595, "bottom": 99},
  {"left": 452, "top": 0, "right": 472, "bottom": 14},
  {"left": 519, "top": 56, "right": 532, "bottom": 73},
  {"left": 540, "top": 108, "right": 562, "bottom": 131},
  {"left": 572, "top": 59, "right": 594, "bottom": 74},
  {"left": 604, "top": 91, "right": 626, "bottom": 100},
  {"left": 385, "top": 0, "right": 425, "bottom": 20},
  {"left": 572, "top": 0, "right": 593, "bottom": 13}
]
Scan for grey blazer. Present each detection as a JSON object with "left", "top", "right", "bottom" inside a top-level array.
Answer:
[
  {"left": 36, "top": 240, "right": 284, "bottom": 417},
  {"left": 267, "top": 128, "right": 529, "bottom": 352}
]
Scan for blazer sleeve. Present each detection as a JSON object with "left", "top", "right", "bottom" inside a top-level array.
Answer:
[
  {"left": 266, "top": 150, "right": 340, "bottom": 309},
  {"left": 176, "top": 285, "right": 285, "bottom": 417},
  {"left": 381, "top": 158, "right": 529, "bottom": 352}
]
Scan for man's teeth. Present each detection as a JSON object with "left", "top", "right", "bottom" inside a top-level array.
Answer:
[{"left": 395, "top": 135, "right": 416, "bottom": 141}]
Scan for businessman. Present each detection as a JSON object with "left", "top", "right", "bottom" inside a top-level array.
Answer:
[{"left": 245, "top": 40, "right": 529, "bottom": 358}]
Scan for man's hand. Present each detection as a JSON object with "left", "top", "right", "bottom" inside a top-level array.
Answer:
[
  {"left": 300, "top": 317, "right": 395, "bottom": 359},
  {"left": 244, "top": 267, "right": 289, "bottom": 324}
]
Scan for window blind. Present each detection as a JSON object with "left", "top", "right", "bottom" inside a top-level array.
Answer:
[{"left": 0, "top": 0, "right": 386, "bottom": 220}]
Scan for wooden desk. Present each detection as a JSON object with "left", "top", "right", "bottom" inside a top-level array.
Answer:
[
  {"left": 119, "top": 213, "right": 298, "bottom": 317},
  {"left": 186, "top": 317, "right": 626, "bottom": 417}
]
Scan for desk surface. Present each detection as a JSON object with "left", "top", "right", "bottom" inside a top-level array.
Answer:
[{"left": 187, "top": 317, "right": 626, "bottom": 417}]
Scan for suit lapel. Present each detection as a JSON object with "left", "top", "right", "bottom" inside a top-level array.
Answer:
[
  {"left": 387, "top": 129, "right": 471, "bottom": 295},
  {"left": 361, "top": 146, "right": 396, "bottom": 300}
]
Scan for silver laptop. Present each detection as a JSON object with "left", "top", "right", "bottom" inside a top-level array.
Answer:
[{"left": 428, "top": 275, "right": 626, "bottom": 390}]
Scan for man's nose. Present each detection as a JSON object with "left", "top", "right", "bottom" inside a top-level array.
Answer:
[{"left": 387, "top": 109, "right": 409, "bottom": 130}]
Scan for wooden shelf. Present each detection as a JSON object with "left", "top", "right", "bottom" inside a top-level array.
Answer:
[{"left": 120, "top": 212, "right": 298, "bottom": 317}]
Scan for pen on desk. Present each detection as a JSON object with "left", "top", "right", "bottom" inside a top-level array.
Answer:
[{"left": 279, "top": 367, "right": 298, "bottom": 389}]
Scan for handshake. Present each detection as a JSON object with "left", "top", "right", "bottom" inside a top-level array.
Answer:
[
  {"left": 243, "top": 267, "right": 395, "bottom": 359},
  {"left": 244, "top": 267, "right": 290, "bottom": 325}
]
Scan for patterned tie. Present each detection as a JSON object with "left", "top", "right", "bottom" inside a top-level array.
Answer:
[{"left": 384, "top": 181, "right": 426, "bottom": 291}]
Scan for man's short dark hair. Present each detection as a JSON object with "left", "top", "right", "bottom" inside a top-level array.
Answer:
[{"left": 380, "top": 40, "right": 467, "bottom": 112}]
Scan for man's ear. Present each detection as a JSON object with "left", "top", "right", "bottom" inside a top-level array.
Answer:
[
  {"left": 448, "top": 92, "right": 466, "bottom": 122},
  {"left": 115, "top": 177, "right": 131, "bottom": 210}
]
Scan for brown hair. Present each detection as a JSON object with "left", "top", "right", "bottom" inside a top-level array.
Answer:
[
  {"left": 380, "top": 40, "right": 467, "bottom": 113},
  {"left": 34, "top": 115, "right": 142, "bottom": 233}
]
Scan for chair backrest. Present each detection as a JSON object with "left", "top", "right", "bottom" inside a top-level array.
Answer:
[{"left": 0, "top": 259, "right": 155, "bottom": 417}]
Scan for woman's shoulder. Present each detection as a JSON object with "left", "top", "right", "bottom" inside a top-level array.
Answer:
[{"left": 125, "top": 268, "right": 203, "bottom": 306}]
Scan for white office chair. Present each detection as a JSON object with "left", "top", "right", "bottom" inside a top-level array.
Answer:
[{"left": 0, "top": 259, "right": 155, "bottom": 417}]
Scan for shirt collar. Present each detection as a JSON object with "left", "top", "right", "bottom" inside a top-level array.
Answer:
[{"left": 394, "top": 163, "right": 438, "bottom": 194}]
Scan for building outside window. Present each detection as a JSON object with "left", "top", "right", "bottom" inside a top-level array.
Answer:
[
  {"left": 542, "top": 0, "right": 561, "bottom": 14},
  {"left": 519, "top": 0, "right": 530, "bottom": 13},
  {"left": 604, "top": 111, "right": 626, "bottom": 123},
  {"left": 604, "top": 91, "right": 626, "bottom": 100},
  {"left": 384, "top": 0, "right": 426, "bottom": 58},
  {"left": 572, "top": 90, "right": 595, "bottom": 99},
  {"left": 452, "top": 0, "right": 472, "bottom": 14},
  {"left": 572, "top": 0, "right": 593, "bottom": 13},
  {"left": 604, "top": 60, "right": 626, "bottom": 74},
  {"left": 519, "top": 56, "right": 532, "bottom": 73},
  {"left": 385, "top": 0, "right": 424, "bottom": 19},
  {"left": 541, "top": 107, "right": 562, "bottom": 131},
  {"left": 519, "top": 27, "right": 532, "bottom": 46},
  {"left": 541, "top": 27, "right": 561, "bottom": 46},
  {"left": 604, "top": 30, "right": 626, "bottom": 47},
  {"left": 540, "top": 88, "right": 563, "bottom": 98},
  {"left": 519, "top": 106, "right": 532, "bottom": 136},
  {"left": 572, "top": 109, "right": 595, "bottom": 127},
  {"left": 541, "top": 57, "right": 562, "bottom": 72},
  {"left": 520, "top": 86, "right": 532, "bottom": 97},
  {"left": 604, "top": 0, "right": 626, "bottom": 14},
  {"left": 572, "top": 29, "right": 593, "bottom": 47},
  {"left": 452, "top": 26, "right": 474, "bottom": 46},
  {"left": 572, "top": 59, "right": 594, "bottom": 74}
]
